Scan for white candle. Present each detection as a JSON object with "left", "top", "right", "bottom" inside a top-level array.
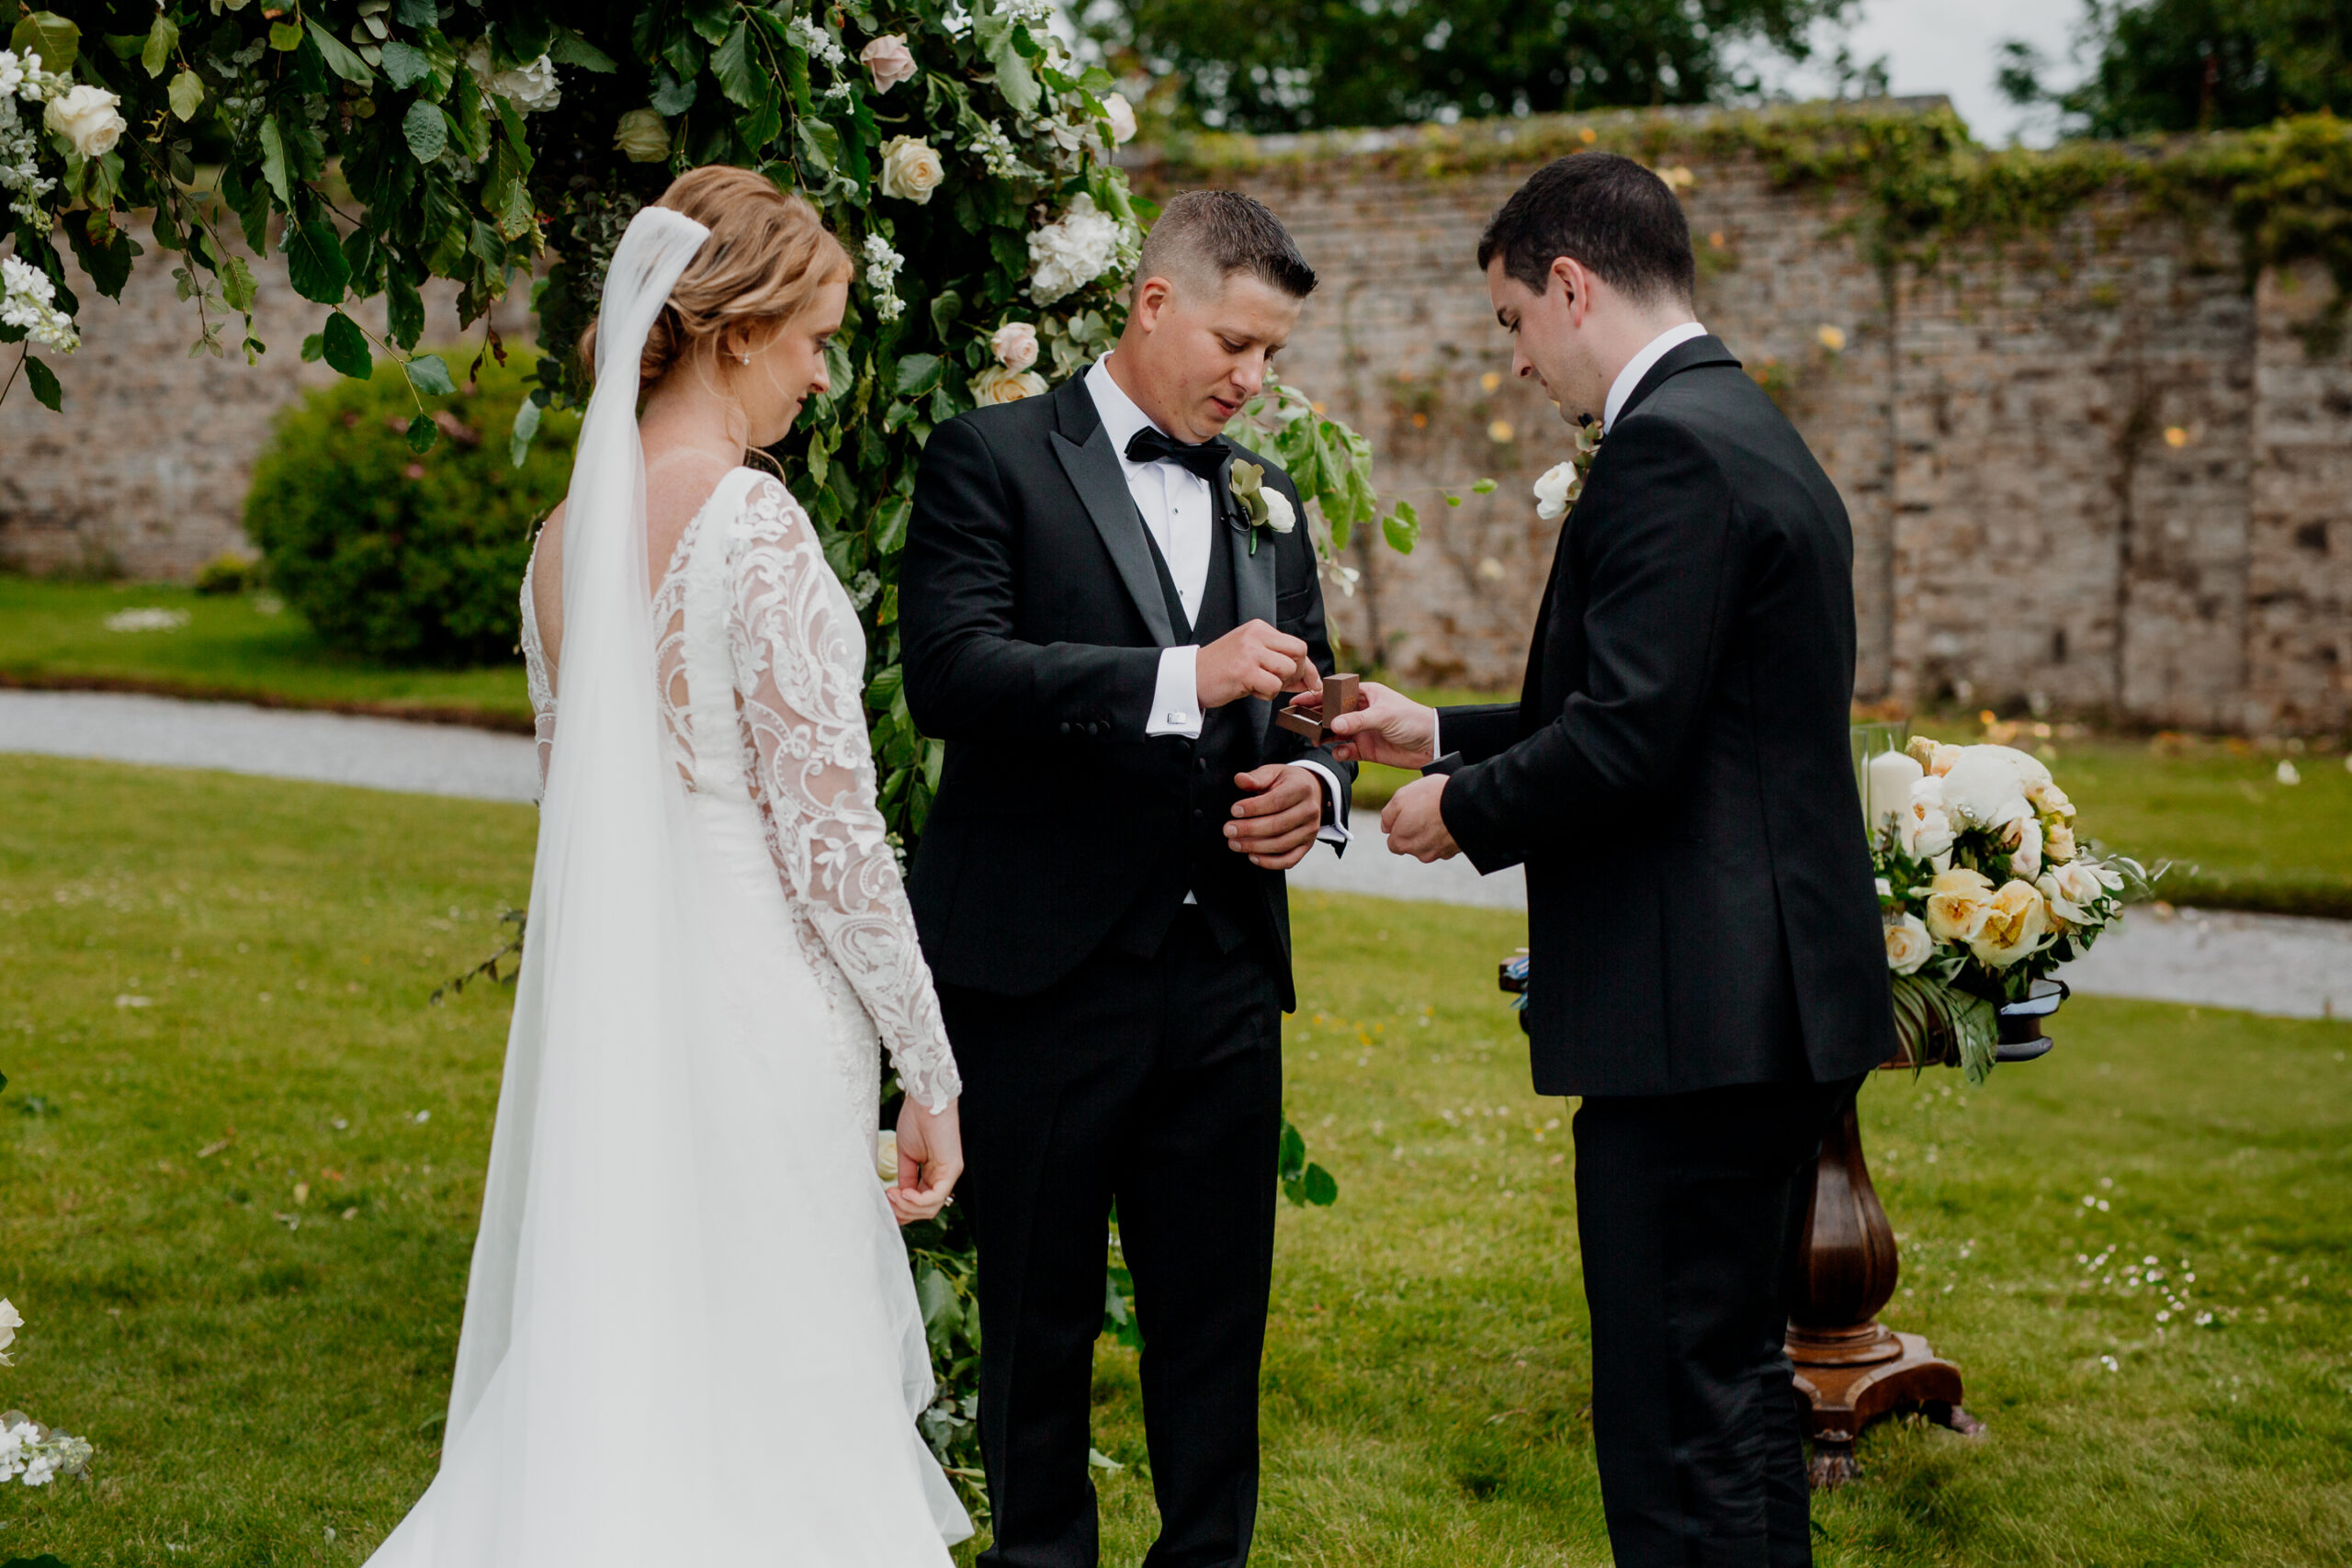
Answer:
[{"left": 1866, "top": 750, "right": 1923, "bottom": 832}]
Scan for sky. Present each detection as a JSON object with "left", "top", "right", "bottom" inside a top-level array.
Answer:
[{"left": 1765, "top": 0, "right": 2089, "bottom": 146}]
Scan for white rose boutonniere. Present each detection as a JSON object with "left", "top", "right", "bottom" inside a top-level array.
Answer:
[
  {"left": 45, "top": 84, "right": 125, "bottom": 158},
  {"left": 879, "top": 135, "right": 945, "bottom": 204},
  {"left": 1227, "top": 459, "right": 1294, "bottom": 554},
  {"left": 1532, "top": 419, "right": 1604, "bottom": 523}
]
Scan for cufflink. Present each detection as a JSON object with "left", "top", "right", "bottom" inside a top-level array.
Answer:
[{"left": 1165, "top": 711, "right": 1187, "bottom": 725}]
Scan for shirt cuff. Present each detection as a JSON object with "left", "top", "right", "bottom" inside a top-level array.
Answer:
[
  {"left": 1289, "top": 761, "right": 1351, "bottom": 846},
  {"left": 1146, "top": 646, "right": 1204, "bottom": 739},
  {"left": 1430, "top": 708, "right": 1440, "bottom": 761}
]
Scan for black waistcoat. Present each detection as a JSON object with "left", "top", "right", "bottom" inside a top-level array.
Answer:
[{"left": 1102, "top": 501, "right": 1271, "bottom": 960}]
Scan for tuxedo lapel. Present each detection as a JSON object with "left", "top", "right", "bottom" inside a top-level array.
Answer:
[
  {"left": 1215, "top": 440, "right": 1279, "bottom": 741},
  {"left": 1616, "top": 333, "right": 1742, "bottom": 424},
  {"left": 1049, "top": 379, "right": 1178, "bottom": 649}
]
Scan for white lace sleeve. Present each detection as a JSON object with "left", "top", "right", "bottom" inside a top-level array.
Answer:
[
  {"left": 724, "top": 476, "right": 962, "bottom": 1112},
  {"left": 520, "top": 547, "right": 556, "bottom": 791}
]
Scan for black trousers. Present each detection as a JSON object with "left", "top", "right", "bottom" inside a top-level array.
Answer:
[
  {"left": 1571, "top": 1076, "right": 1863, "bottom": 1568},
  {"left": 944, "top": 908, "right": 1283, "bottom": 1568}
]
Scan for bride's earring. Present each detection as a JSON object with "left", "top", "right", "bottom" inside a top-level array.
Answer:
[{"left": 736, "top": 350, "right": 751, "bottom": 365}]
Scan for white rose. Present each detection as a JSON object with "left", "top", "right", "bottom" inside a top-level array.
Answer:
[
  {"left": 1262, "top": 486, "right": 1296, "bottom": 535},
  {"left": 463, "top": 43, "right": 560, "bottom": 112},
  {"left": 0, "top": 1296, "right": 19, "bottom": 1363},
  {"left": 875, "top": 1131, "right": 899, "bottom": 1183},
  {"left": 2027, "top": 778, "right": 2074, "bottom": 819},
  {"left": 1939, "top": 744, "right": 2044, "bottom": 833},
  {"left": 1532, "top": 461, "right": 1575, "bottom": 522},
  {"left": 45, "top": 84, "right": 126, "bottom": 159},
  {"left": 879, "top": 135, "right": 944, "bottom": 204},
  {"left": 613, "top": 108, "right": 671, "bottom": 163},
  {"left": 972, "top": 365, "right": 1049, "bottom": 404},
  {"left": 2006, "top": 814, "right": 2043, "bottom": 880},
  {"left": 1968, "top": 878, "right": 2051, "bottom": 969},
  {"left": 860, "top": 33, "right": 917, "bottom": 92},
  {"left": 1900, "top": 799, "right": 1955, "bottom": 862},
  {"left": 990, "top": 321, "right": 1039, "bottom": 371},
  {"left": 1883, "top": 914, "right": 1934, "bottom": 976},
  {"left": 1102, "top": 91, "right": 1138, "bottom": 144},
  {"left": 2039, "top": 859, "right": 2118, "bottom": 927}
]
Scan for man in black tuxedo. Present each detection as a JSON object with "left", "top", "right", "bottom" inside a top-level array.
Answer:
[
  {"left": 901, "top": 192, "right": 1352, "bottom": 1568},
  {"left": 1329, "top": 153, "right": 1894, "bottom": 1565}
]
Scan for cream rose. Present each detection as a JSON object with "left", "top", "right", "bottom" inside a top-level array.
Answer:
[
  {"left": 1923, "top": 866, "right": 1996, "bottom": 943},
  {"left": 879, "top": 135, "right": 944, "bottom": 204},
  {"left": 860, "top": 33, "right": 917, "bottom": 92},
  {"left": 1884, "top": 914, "right": 1935, "bottom": 976},
  {"left": 2027, "top": 777, "right": 2074, "bottom": 819},
  {"left": 1102, "top": 91, "right": 1138, "bottom": 144},
  {"left": 2039, "top": 859, "right": 2119, "bottom": 926},
  {"left": 45, "top": 84, "right": 126, "bottom": 159},
  {"left": 0, "top": 1296, "right": 18, "bottom": 1364},
  {"left": 1532, "top": 461, "right": 1575, "bottom": 522},
  {"left": 613, "top": 108, "right": 670, "bottom": 163},
  {"left": 973, "top": 365, "right": 1048, "bottom": 404},
  {"left": 990, "top": 321, "right": 1039, "bottom": 371},
  {"left": 2042, "top": 821, "right": 2076, "bottom": 864},
  {"left": 2005, "top": 815, "right": 2044, "bottom": 879},
  {"left": 1968, "top": 878, "right": 2050, "bottom": 968},
  {"left": 875, "top": 1131, "right": 899, "bottom": 1183}
]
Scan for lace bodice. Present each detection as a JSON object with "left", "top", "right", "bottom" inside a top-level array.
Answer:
[{"left": 520, "top": 468, "right": 961, "bottom": 1111}]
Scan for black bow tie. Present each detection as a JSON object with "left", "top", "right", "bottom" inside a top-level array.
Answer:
[{"left": 1125, "top": 425, "right": 1228, "bottom": 483}]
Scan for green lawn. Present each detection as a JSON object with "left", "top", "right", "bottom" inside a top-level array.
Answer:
[
  {"left": 0, "top": 579, "right": 529, "bottom": 728},
  {"left": 2, "top": 757, "right": 2347, "bottom": 1564}
]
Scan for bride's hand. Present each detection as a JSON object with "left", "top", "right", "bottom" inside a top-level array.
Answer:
[{"left": 888, "top": 1096, "right": 965, "bottom": 1225}]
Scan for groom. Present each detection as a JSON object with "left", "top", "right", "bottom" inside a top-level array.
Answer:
[
  {"left": 902, "top": 192, "right": 1351, "bottom": 1568},
  {"left": 1333, "top": 154, "right": 1893, "bottom": 1564}
]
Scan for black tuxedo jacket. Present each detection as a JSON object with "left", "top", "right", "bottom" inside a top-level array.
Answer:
[
  {"left": 901, "top": 375, "right": 1352, "bottom": 1006},
  {"left": 1438, "top": 334, "right": 1894, "bottom": 1098}
]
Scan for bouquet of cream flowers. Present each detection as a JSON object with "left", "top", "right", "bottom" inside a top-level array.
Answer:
[
  {"left": 1870, "top": 735, "right": 2158, "bottom": 1082},
  {"left": 0, "top": 1298, "right": 93, "bottom": 1489}
]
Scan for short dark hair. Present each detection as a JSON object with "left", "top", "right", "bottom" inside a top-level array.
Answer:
[
  {"left": 1135, "top": 190, "right": 1317, "bottom": 302},
  {"left": 1476, "top": 152, "right": 1695, "bottom": 308}
]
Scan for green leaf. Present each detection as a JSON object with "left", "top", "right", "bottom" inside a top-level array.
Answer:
[
  {"left": 873, "top": 495, "right": 913, "bottom": 555},
  {"left": 1383, "top": 499, "right": 1420, "bottom": 555},
  {"left": 893, "top": 354, "right": 943, "bottom": 397},
  {"left": 509, "top": 395, "right": 543, "bottom": 468},
  {"left": 406, "top": 412, "right": 438, "bottom": 454},
  {"left": 285, "top": 221, "right": 352, "bottom": 305},
  {"left": 300, "top": 332, "right": 325, "bottom": 363},
  {"left": 385, "top": 268, "right": 424, "bottom": 349},
  {"left": 167, "top": 68, "right": 204, "bottom": 121},
  {"left": 1300, "top": 1163, "right": 1339, "bottom": 1207},
  {"left": 548, "top": 28, "right": 617, "bottom": 73},
  {"left": 22, "top": 354, "right": 62, "bottom": 412},
  {"left": 10, "top": 12, "right": 78, "bottom": 74},
  {"left": 218, "top": 255, "right": 257, "bottom": 313},
  {"left": 711, "top": 19, "right": 760, "bottom": 107},
  {"left": 649, "top": 67, "right": 698, "bottom": 118},
  {"left": 405, "top": 353, "right": 457, "bottom": 396},
  {"left": 312, "top": 20, "right": 378, "bottom": 82},
  {"left": 267, "top": 19, "right": 303, "bottom": 52},
  {"left": 257, "top": 115, "right": 291, "bottom": 206},
  {"left": 141, "top": 13, "right": 177, "bottom": 77},
  {"left": 321, "top": 312, "right": 374, "bottom": 379},
  {"left": 1471, "top": 477, "right": 1498, "bottom": 494},
  {"left": 402, "top": 98, "right": 449, "bottom": 163},
  {"left": 1278, "top": 1119, "right": 1306, "bottom": 1179},
  {"left": 379, "top": 39, "right": 432, "bottom": 90}
]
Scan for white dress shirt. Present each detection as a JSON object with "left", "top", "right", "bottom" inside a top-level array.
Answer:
[
  {"left": 1431, "top": 321, "right": 1707, "bottom": 761},
  {"left": 1084, "top": 355, "right": 1347, "bottom": 848}
]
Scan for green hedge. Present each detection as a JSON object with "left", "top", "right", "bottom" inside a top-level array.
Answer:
[{"left": 245, "top": 360, "right": 576, "bottom": 667}]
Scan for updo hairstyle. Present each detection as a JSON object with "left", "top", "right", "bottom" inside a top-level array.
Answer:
[{"left": 581, "top": 165, "right": 854, "bottom": 391}]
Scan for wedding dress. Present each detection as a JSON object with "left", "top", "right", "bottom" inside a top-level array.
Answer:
[{"left": 364, "top": 208, "right": 968, "bottom": 1567}]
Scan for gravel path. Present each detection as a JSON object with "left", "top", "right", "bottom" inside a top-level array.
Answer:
[{"left": 8, "top": 688, "right": 2348, "bottom": 1021}]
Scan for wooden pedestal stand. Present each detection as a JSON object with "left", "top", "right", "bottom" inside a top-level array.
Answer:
[{"left": 1785, "top": 979, "right": 2064, "bottom": 1487}]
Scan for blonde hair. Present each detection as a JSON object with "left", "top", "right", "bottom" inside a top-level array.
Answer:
[{"left": 581, "top": 166, "right": 854, "bottom": 391}]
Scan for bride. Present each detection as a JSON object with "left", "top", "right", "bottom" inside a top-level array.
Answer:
[{"left": 365, "top": 168, "right": 971, "bottom": 1564}]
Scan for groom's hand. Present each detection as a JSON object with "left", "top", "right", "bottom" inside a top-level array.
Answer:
[
  {"left": 1197, "top": 619, "right": 1310, "bottom": 709},
  {"left": 1322, "top": 681, "right": 1438, "bottom": 769},
  {"left": 1227, "top": 764, "right": 1323, "bottom": 870},
  {"left": 1381, "top": 774, "right": 1461, "bottom": 862}
]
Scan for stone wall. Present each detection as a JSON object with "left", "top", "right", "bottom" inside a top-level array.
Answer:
[
  {"left": 5, "top": 102, "right": 2346, "bottom": 731},
  {"left": 1137, "top": 108, "right": 2351, "bottom": 733},
  {"left": 0, "top": 231, "right": 526, "bottom": 582}
]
